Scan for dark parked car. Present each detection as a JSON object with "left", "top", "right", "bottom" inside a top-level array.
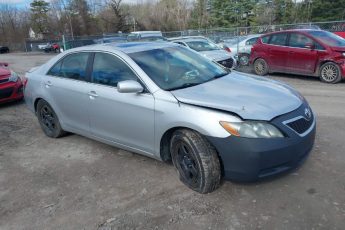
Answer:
[
  {"left": 0, "top": 46, "right": 9, "bottom": 53},
  {"left": 250, "top": 29, "right": 345, "bottom": 83}
]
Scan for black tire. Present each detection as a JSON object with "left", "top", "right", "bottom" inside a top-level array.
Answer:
[
  {"left": 254, "top": 58, "right": 269, "bottom": 76},
  {"left": 238, "top": 53, "right": 250, "bottom": 66},
  {"left": 170, "top": 129, "right": 221, "bottom": 194},
  {"left": 36, "top": 100, "right": 66, "bottom": 138},
  {"left": 319, "top": 62, "right": 342, "bottom": 84}
]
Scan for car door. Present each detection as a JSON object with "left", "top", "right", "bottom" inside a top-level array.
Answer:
[
  {"left": 267, "top": 32, "right": 289, "bottom": 71},
  {"left": 88, "top": 52, "right": 155, "bottom": 155},
  {"left": 286, "top": 32, "right": 320, "bottom": 74},
  {"left": 44, "top": 52, "right": 92, "bottom": 133}
]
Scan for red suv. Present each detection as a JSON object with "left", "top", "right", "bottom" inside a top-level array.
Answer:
[{"left": 250, "top": 30, "right": 345, "bottom": 83}]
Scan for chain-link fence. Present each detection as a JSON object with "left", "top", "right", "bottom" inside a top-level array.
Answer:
[
  {"left": 24, "top": 20, "right": 345, "bottom": 52},
  {"left": 163, "top": 20, "right": 345, "bottom": 41}
]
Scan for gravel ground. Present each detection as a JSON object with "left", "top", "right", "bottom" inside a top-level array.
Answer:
[{"left": 0, "top": 52, "right": 344, "bottom": 230}]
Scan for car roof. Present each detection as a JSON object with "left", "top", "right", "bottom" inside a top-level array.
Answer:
[
  {"left": 66, "top": 42, "right": 179, "bottom": 54},
  {"left": 169, "top": 37, "right": 210, "bottom": 43},
  {"left": 168, "top": 36, "right": 208, "bottom": 41},
  {"left": 262, "top": 29, "right": 323, "bottom": 36}
]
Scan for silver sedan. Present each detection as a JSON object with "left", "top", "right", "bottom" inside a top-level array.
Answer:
[{"left": 24, "top": 42, "right": 316, "bottom": 193}]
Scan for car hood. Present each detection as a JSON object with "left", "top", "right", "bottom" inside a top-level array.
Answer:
[
  {"left": 171, "top": 72, "right": 303, "bottom": 121},
  {"left": 199, "top": 50, "right": 232, "bottom": 61},
  {"left": 0, "top": 67, "right": 10, "bottom": 78}
]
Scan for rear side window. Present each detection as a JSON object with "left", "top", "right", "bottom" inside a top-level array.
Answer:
[
  {"left": 261, "top": 36, "right": 269, "bottom": 44},
  {"left": 91, "top": 53, "right": 138, "bottom": 87},
  {"left": 269, "top": 33, "right": 288, "bottom": 46},
  {"left": 47, "top": 52, "right": 90, "bottom": 81}
]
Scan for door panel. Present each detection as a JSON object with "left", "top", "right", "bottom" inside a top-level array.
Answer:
[
  {"left": 88, "top": 52, "right": 155, "bottom": 154},
  {"left": 88, "top": 87, "right": 155, "bottom": 154},
  {"left": 44, "top": 52, "right": 91, "bottom": 133},
  {"left": 44, "top": 76, "right": 91, "bottom": 132},
  {"left": 287, "top": 33, "right": 319, "bottom": 74},
  {"left": 267, "top": 33, "right": 289, "bottom": 71}
]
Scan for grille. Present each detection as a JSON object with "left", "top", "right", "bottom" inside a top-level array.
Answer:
[
  {"left": 218, "top": 58, "right": 234, "bottom": 68},
  {"left": 0, "top": 87, "right": 13, "bottom": 99},
  {"left": 285, "top": 115, "right": 313, "bottom": 135},
  {"left": 0, "top": 78, "right": 9, "bottom": 84}
]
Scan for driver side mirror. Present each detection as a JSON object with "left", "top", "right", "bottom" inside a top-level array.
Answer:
[
  {"left": 117, "top": 80, "right": 144, "bottom": 93},
  {"left": 304, "top": 42, "right": 315, "bottom": 50}
]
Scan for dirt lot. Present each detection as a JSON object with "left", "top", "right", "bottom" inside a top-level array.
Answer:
[{"left": 0, "top": 52, "right": 344, "bottom": 230}]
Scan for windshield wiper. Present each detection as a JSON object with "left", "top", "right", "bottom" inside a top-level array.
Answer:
[
  {"left": 205, "top": 72, "right": 228, "bottom": 83},
  {"left": 167, "top": 82, "right": 201, "bottom": 91}
]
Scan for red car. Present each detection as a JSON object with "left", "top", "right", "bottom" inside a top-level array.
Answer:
[
  {"left": 250, "top": 29, "right": 345, "bottom": 83},
  {"left": 0, "top": 63, "right": 23, "bottom": 104}
]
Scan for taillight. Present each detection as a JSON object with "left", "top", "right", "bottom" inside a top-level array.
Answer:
[
  {"left": 23, "top": 75, "right": 28, "bottom": 88},
  {"left": 224, "top": 47, "right": 231, "bottom": 53}
]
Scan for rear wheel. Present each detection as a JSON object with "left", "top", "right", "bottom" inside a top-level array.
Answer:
[
  {"left": 320, "top": 62, "right": 342, "bottom": 84},
  {"left": 170, "top": 129, "right": 221, "bottom": 194},
  {"left": 37, "top": 100, "right": 66, "bottom": 138},
  {"left": 254, "top": 58, "right": 269, "bottom": 76}
]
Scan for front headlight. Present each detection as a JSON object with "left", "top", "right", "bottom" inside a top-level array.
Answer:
[
  {"left": 8, "top": 71, "right": 19, "bottom": 82},
  {"left": 220, "top": 121, "right": 284, "bottom": 138},
  {"left": 342, "top": 52, "right": 345, "bottom": 57}
]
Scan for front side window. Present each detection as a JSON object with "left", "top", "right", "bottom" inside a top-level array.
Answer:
[
  {"left": 289, "top": 33, "right": 313, "bottom": 48},
  {"left": 48, "top": 52, "right": 89, "bottom": 81},
  {"left": 269, "top": 33, "right": 288, "bottom": 46},
  {"left": 91, "top": 52, "right": 138, "bottom": 87},
  {"left": 128, "top": 46, "right": 228, "bottom": 91}
]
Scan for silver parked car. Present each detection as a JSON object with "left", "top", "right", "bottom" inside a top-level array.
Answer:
[
  {"left": 169, "top": 36, "right": 236, "bottom": 69},
  {"left": 24, "top": 42, "right": 316, "bottom": 193},
  {"left": 220, "top": 34, "right": 261, "bottom": 66}
]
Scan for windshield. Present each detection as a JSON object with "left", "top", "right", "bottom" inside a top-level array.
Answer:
[
  {"left": 185, "top": 40, "right": 221, "bottom": 52},
  {"left": 307, "top": 31, "right": 345, "bottom": 47},
  {"left": 128, "top": 46, "right": 228, "bottom": 91}
]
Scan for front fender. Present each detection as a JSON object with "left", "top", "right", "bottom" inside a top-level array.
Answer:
[{"left": 154, "top": 94, "right": 241, "bottom": 158}]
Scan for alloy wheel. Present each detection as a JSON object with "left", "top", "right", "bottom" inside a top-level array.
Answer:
[
  {"left": 239, "top": 55, "right": 249, "bottom": 66},
  {"left": 254, "top": 59, "right": 267, "bottom": 75},
  {"left": 321, "top": 64, "right": 338, "bottom": 82}
]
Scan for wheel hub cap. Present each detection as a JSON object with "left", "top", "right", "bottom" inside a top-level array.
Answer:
[{"left": 177, "top": 144, "right": 199, "bottom": 184}]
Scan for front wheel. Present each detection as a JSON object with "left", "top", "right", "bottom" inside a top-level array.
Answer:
[
  {"left": 254, "top": 58, "right": 269, "bottom": 76},
  {"left": 170, "top": 129, "right": 221, "bottom": 194},
  {"left": 37, "top": 100, "right": 66, "bottom": 138},
  {"left": 320, "top": 62, "right": 342, "bottom": 84}
]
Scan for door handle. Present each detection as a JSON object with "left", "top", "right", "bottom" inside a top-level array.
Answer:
[
  {"left": 45, "top": 81, "right": 52, "bottom": 88},
  {"left": 289, "top": 51, "right": 294, "bottom": 54},
  {"left": 88, "top": 91, "right": 98, "bottom": 98}
]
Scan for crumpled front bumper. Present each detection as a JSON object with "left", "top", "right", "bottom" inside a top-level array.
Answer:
[{"left": 206, "top": 103, "right": 316, "bottom": 182}]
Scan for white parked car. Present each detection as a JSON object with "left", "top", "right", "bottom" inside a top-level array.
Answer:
[
  {"left": 221, "top": 34, "right": 261, "bottom": 66},
  {"left": 169, "top": 36, "right": 236, "bottom": 69}
]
